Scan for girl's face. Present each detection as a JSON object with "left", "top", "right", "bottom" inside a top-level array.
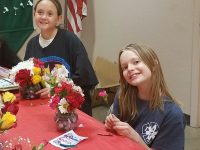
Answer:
[
  {"left": 120, "top": 50, "right": 152, "bottom": 88},
  {"left": 34, "top": 0, "right": 61, "bottom": 32}
]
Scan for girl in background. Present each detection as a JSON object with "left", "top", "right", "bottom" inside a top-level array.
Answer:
[
  {"left": 105, "top": 43, "right": 185, "bottom": 150},
  {"left": 0, "top": 37, "right": 20, "bottom": 68},
  {"left": 24, "top": 0, "right": 98, "bottom": 116}
]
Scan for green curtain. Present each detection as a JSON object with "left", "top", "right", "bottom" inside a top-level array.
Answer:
[{"left": 0, "top": 0, "right": 34, "bottom": 54}]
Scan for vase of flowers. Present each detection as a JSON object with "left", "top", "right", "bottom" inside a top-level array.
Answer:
[
  {"left": 45, "top": 64, "right": 84, "bottom": 131},
  {"left": 10, "top": 58, "right": 45, "bottom": 100},
  {"left": 54, "top": 110, "right": 78, "bottom": 131}
]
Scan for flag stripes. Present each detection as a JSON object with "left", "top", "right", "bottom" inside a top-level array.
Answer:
[{"left": 66, "top": 0, "right": 87, "bottom": 35}]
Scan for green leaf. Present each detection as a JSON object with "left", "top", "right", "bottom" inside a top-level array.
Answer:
[
  {"left": 38, "top": 143, "right": 44, "bottom": 150},
  {"left": 32, "top": 146, "right": 36, "bottom": 150}
]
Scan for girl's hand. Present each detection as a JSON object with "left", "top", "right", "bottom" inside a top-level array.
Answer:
[
  {"left": 105, "top": 114, "right": 118, "bottom": 130},
  {"left": 110, "top": 115, "right": 152, "bottom": 150},
  {"left": 111, "top": 115, "right": 140, "bottom": 143},
  {"left": 36, "top": 87, "right": 50, "bottom": 98}
]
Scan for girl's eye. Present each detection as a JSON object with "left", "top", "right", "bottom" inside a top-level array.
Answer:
[
  {"left": 133, "top": 60, "right": 140, "bottom": 65},
  {"left": 47, "top": 12, "right": 53, "bottom": 17},
  {"left": 37, "top": 11, "right": 44, "bottom": 15},
  {"left": 122, "top": 66, "right": 127, "bottom": 71}
]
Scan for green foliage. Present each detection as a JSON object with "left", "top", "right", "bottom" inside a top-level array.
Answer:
[{"left": 32, "top": 143, "right": 44, "bottom": 150}]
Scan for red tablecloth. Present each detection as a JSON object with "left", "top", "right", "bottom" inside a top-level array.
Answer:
[{"left": 1, "top": 97, "right": 145, "bottom": 150}]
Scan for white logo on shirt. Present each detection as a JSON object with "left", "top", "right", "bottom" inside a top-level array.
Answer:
[{"left": 142, "top": 122, "right": 159, "bottom": 144}]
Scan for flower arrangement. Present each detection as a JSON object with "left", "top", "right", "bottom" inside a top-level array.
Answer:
[
  {"left": 45, "top": 64, "right": 84, "bottom": 114},
  {"left": 44, "top": 64, "right": 84, "bottom": 131},
  {"left": 0, "top": 91, "right": 18, "bottom": 132},
  {"left": 10, "top": 58, "right": 45, "bottom": 99}
]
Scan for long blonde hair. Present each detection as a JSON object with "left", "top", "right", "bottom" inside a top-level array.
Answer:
[{"left": 118, "top": 43, "right": 175, "bottom": 121}]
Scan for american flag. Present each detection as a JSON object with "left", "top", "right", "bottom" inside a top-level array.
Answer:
[{"left": 66, "top": 0, "right": 87, "bottom": 35}]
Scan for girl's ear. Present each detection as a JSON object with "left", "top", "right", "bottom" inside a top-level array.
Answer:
[{"left": 57, "top": 15, "right": 62, "bottom": 26}]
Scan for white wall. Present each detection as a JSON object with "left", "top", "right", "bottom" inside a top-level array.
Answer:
[
  {"left": 80, "top": 0, "right": 200, "bottom": 127},
  {"left": 18, "top": 0, "right": 200, "bottom": 127}
]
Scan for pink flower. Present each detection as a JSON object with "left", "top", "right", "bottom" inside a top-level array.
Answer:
[
  {"left": 98, "top": 90, "right": 108, "bottom": 105},
  {"left": 98, "top": 90, "right": 107, "bottom": 97},
  {"left": 49, "top": 95, "right": 60, "bottom": 109}
]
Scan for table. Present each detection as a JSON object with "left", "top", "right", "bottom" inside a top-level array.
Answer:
[{"left": 1, "top": 96, "right": 145, "bottom": 150}]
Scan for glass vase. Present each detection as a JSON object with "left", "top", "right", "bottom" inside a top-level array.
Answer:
[
  {"left": 54, "top": 111, "right": 78, "bottom": 131},
  {"left": 19, "top": 84, "right": 41, "bottom": 100}
]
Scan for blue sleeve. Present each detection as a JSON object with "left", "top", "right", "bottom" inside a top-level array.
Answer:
[{"left": 151, "top": 105, "right": 185, "bottom": 150}]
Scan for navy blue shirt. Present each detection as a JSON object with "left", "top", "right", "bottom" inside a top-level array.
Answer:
[
  {"left": 112, "top": 96, "right": 185, "bottom": 150},
  {"left": 24, "top": 28, "right": 98, "bottom": 89}
]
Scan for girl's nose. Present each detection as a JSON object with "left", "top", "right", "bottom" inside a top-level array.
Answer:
[
  {"left": 127, "top": 63, "right": 134, "bottom": 71},
  {"left": 41, "top": 14, "right": 47, "bottom": 18}
]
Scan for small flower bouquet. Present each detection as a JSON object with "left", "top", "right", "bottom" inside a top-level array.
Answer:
[
  {"left": 0, "top": 91, "right": 18, "bottom": 132},
  {"left": 45, "top": 64, "right": 85, "bottom": 131},
  {"left": 10, "top": 58, "right": 45, "bottom": 99}
]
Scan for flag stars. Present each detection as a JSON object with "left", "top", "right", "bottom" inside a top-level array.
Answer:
[
  {"left": 13, "top": 7, "right": 19, "bottom": 15},
  {"left": 20, "top": 3, "right": 24, "bottom": 8},
  {"left": 27, "top": 0, "right": 33, "bottom": 6},
  {"left": 1, "top": 1, "right": 33, "bottom": 15},
  {"left": 3, "top": 7, "right": 9, "bottom": 14}
]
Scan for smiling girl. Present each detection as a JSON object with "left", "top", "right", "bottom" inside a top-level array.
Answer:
[
  {"left": 24, "top": 0, "right": 98, "bottom": 116},
  {"left": 105, "top": 43, "right": 185, "bottom": 150}
]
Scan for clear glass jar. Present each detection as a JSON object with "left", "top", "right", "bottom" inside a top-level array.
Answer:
[
  {"left": 19, "top": 84, "right": 41, "bottom": 100},
  {"left": 54, "top": 111, "right": 78, "bottom": 131}
]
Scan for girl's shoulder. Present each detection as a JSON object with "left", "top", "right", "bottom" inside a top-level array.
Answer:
[
  {"left": 163, "top": 97, "right": 185, "bottom": 123},
  {"left": 57, "top": 28, "right": 82, "bottom": 45},
  {"left": 28, "top": 34, "right": 39, "bottom": 44},
  {"left": 58, "top": 28, "right": 77, "bottom": 39},
  {"left": 163, "top": 97, "right": 182, "bottom": 113}
]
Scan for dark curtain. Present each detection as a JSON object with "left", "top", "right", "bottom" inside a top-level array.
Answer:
[{"left": 0, "top": 0, "right": 34, "bottom": 54}]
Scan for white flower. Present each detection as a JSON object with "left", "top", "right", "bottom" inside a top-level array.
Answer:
[
  {"left": 51, "top": 65, "right": 69, "bottom": 79},
  {"left": 66, "top": 78, "right": 74, "bottom": 85},
  {"left": 73, "top": 85, "right": 84, "bottom": 97},
  {"left": 47, "top": 65, "right": 70, "bottom": 85},
  {"left": 58, "top": 98, "right": 69, "bottom": 114},
  {"left": 57, "top": 66, "right": 69, "bottom": 78}
]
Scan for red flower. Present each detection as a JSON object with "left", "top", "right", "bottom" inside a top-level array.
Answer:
[
  {"left": 49, "top": 95, "right": 60, "bottom": 109},
  {"left": 33, "top": 58, "right": 44, "bottom": 68},
  {"left": 2, "top": 103, "right": 19, "bottom": 115},
  {"left": 66, "top": 91, "right": 84, "bottom": 108},
  {"left": 61, "top": 82, "right": 72, "bottom": 91},
  {"left": 15, "top": 69, "right": 32, "bottom": 86},
  {"left": 54, "top": 86, "right": 64, "bottom": 94}
]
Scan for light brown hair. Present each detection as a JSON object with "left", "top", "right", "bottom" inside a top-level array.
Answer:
[
  {"left": 34, "top": 0, "right": 62, "bottom": 16},
  {"left": 118, "top": 43, "right": 176, "bottom": 121}
]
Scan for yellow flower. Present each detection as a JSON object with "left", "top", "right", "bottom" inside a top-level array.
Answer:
[
  {"left": 44, "top": 67, "right": 50, "bottom": 74},
  {"left": 32, "top": 75, "right": 42, "bottom": 85},
  {"left": 2, "top": 92, "right": 16, "bottom": 103},
  {"left": 33, "top": 67, "right": 41, "bottom": 75},
  {"left": 0, "top": 112, "right": 16, "bottom": 130}
]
